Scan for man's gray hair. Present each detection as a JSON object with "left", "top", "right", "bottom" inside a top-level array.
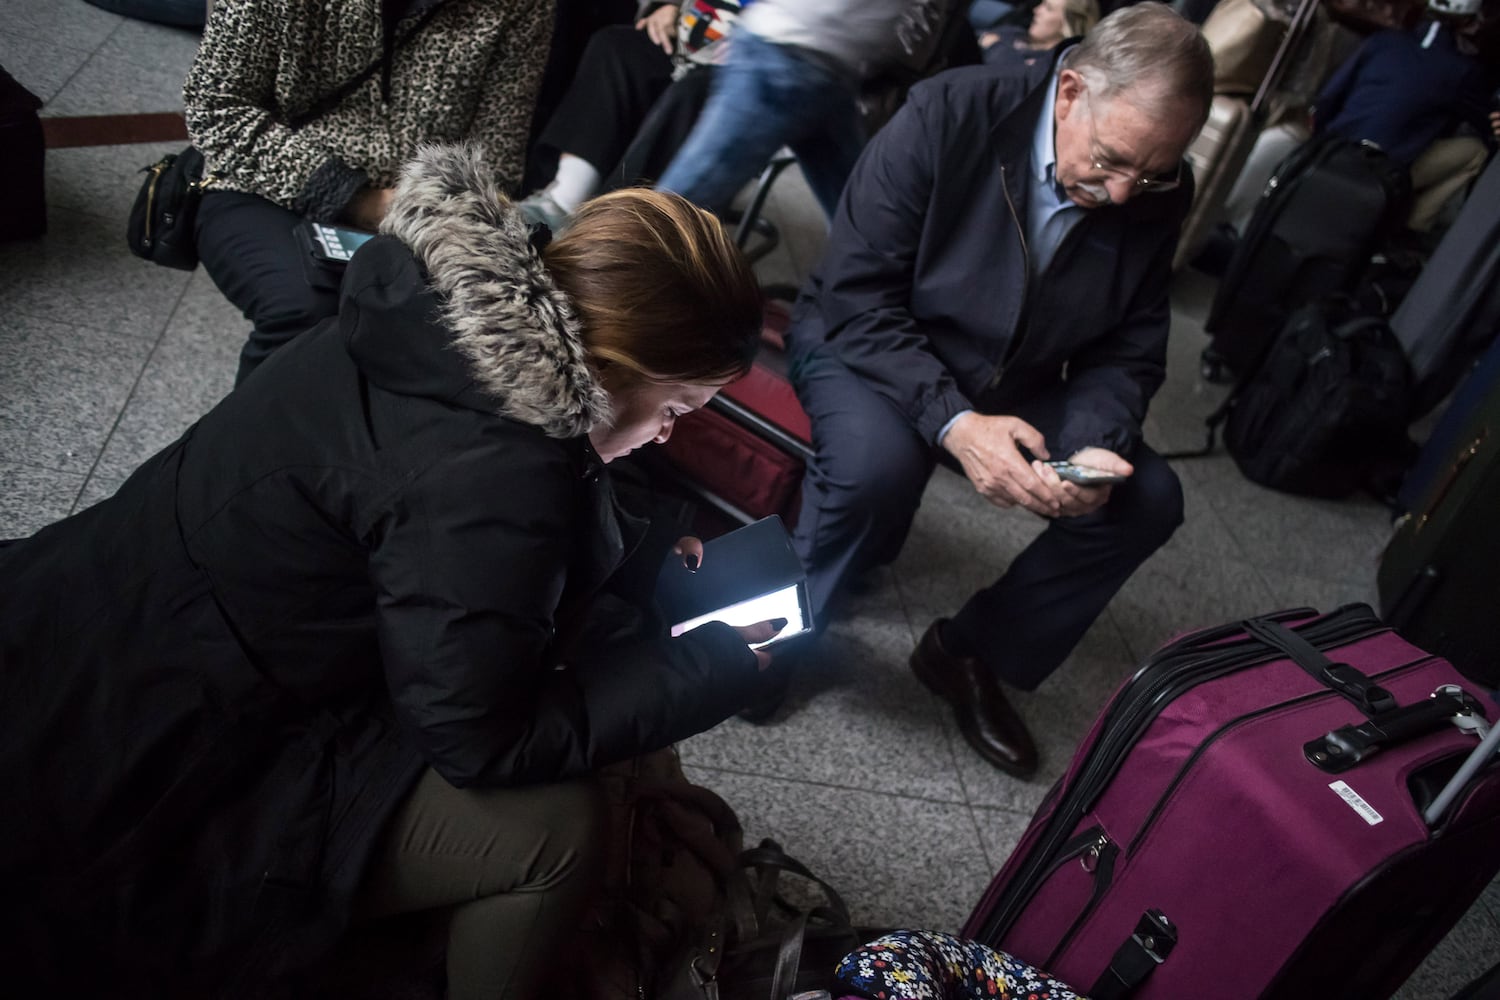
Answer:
[{"left": 1067, "top": 2, "right": 1214, "bottom": 127}]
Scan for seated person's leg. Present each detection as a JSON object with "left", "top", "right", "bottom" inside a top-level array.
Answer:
[
  {"left": 604, "top": 66, "right": 718, "bottom": 194},
  {"left": 787, "top": 98, "right": 866, "bottom": 221},
  {"left": 194, "top": 190, "right": 341, "bottom": 385},
  {"left": 525, "top": 24, "right": 677, "bottom": 220},
  {"left": 947, "top": 437, "right": 1183, "bottom": 691},
  {"left": 791, "top": 352, "right": 935, "bottom": 624},
  {"left": 1406, "top": 135, "right": 1487, "bottom": 234},
  {"left": 350, "top": 768, "right": 607, "bottom": 1000}
]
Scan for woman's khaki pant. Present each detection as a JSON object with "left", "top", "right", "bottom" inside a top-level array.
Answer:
[{"left": 350, "top": 768, "right": 607, "bottom": 999}]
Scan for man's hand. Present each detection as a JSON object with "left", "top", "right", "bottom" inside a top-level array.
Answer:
[
  {"left": 1033, "top": 446, "right": 1133, "bottom": 517},
  {"left": 344, "top": 186, "right": 395, "bottom": 231},
  {"left": 941, "top": 412, "right": 1060, "bottom": 516},
  {"left": 636, "top": 4, "right": 678, "bottom": 55},
  {"left": 1489, "top": 110, "right": 1500, "bottom": 142}
]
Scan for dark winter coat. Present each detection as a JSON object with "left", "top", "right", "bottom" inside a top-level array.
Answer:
[
  {"left": 787, "top": 49, "right": 1194, "bottom": 459},
  {"left": 0, "top": 144, "right": 761, "bottom": 995}
]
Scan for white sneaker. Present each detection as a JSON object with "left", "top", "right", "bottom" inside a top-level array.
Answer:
[{"left": 516, "top": 190, "right": 572, "bottom": 234}]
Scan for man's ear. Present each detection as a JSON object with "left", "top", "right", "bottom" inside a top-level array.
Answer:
[{"left": 1055, "top": 68, "right": 1086, "bottom": 121}]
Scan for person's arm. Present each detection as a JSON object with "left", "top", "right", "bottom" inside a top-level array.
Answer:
[
  {"left": 1309, "top": 34, "right": 1373, "bottom": 132},
  {"left": 464, "top": 0, "right": 555, "bottom": 195},
  {"left": 810, "top": 86, "right": 973, "bottom": 446},
  {"left": 183, "top": 0, "right": 374, "bottom": 219},
  {"left": 368, "top": 444, "right": 762, "bottom": 788}
]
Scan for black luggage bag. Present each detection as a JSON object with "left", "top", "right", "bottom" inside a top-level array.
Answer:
[
  {"left": 1203, "top": 134, "right": 1411, "bottom": 379},
  {"left": 0, "top": 62, "right": 45, "bottom": 241},
  {"left": 1379, "top": 335, "right": 1500, "bottom": 689}
]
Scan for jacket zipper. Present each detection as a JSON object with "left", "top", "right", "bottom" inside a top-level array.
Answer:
[
  {"left": 974, "top": 605, "right": 1387, "bottom": 945},
  {"left": 990, "top": 164, "right": 1030, "bottom": 392}
]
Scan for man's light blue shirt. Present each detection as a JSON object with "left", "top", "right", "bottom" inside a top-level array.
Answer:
[
  {"left": 1027, "top": 58, "right": 1084, "bottom": 279},
  {"left": 938, "top": 60, "right": 1082, "bottom": 446}
]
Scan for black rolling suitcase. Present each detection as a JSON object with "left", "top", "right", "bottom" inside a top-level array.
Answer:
[
  {"left": 1203, "top": 134, "right": 1411, "bottom": 380},
  {"left": 1379, "top": 335, "right": 1500, "bottom": 689},
  {"left": 1390, "top": 153, "right": 1500, "bottom": 419},
  {"left": 0, "top": 62, "right": 45, "bottom": 241}
]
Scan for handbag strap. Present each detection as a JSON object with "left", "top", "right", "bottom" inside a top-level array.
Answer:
[
  {"left": 740, "top": 840, "right": 853, "bottom": 927},
  {"left": 767, "top": 911, "right": 810, "bottom": 1000}
]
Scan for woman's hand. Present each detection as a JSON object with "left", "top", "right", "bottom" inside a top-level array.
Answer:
[
  {"left": 671, "top": 536, "right": 704, "bottom": 572},
  {"left": 733, "top": 619, "right": 788, "bottom": 672},
  {"left": 344, "top": 186, "right": 395, "bottom": 231},
  {"left": 636, "top": 4, "right": 678, "bottom": 55}
]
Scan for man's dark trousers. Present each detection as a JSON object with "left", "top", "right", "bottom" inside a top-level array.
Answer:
[{"left": 789, "top": 347, "right": 1184, "bottom": 690}]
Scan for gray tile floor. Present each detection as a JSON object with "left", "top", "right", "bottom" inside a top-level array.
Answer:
[{"left": 2, "top": 4, "right": 1496, "bottom": 995}]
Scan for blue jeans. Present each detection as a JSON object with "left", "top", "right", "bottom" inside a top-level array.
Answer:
[{"left": 656, "top": 32, "right": 865, "bottom": 220}]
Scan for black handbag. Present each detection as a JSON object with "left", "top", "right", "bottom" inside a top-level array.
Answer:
[{"left": 127, "top": 146, "right": 212, "bottom": 270}]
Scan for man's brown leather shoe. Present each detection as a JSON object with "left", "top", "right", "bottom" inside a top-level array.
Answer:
[{"left": 910, "top": 619, "right": 1038, "bottom": 778}]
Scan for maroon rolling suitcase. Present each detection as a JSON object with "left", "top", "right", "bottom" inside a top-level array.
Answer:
[
  {"left": 655, "top": 301, "right": 814, "bottom": 527},
  {"left": 964, "top": 604, "right": 1500, "bottom": 999}
]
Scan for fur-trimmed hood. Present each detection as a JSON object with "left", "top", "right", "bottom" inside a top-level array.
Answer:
[{"left": 363, "top": 143, "right": 610, "bottom": 439}]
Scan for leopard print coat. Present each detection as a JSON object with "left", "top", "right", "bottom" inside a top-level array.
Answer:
[{"left": 184, "top": 0, "right": 552, "bottom": 222}]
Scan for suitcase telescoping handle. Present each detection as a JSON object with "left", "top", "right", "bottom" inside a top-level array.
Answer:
[{"left": 1423, "top": 715, "right": 1500, "bottom": 827}]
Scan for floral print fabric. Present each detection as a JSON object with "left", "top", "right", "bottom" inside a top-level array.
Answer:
[{"left": 834, "top": 930, "right": 1085, "bottom": 1000}]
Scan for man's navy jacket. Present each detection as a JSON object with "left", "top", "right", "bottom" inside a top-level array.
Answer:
[{"left": 786, "top": 48, "right": 1195, "bottom": 460}]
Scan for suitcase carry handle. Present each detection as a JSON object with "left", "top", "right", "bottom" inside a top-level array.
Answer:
[
  {"left": 1244, "top": 617, "right": 1398, "bottom": 716},
  {"left": 1302, "top": 687, "right": 1481, "bottom": 774}
]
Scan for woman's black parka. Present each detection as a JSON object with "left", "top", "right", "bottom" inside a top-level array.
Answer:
[{"left": 0, "top": 144, "right": 760, "bottom": 993}]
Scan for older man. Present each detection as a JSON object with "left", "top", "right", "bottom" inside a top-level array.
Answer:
[{"left": 777, "top": 3, "right": 1213, "bottom": 777}]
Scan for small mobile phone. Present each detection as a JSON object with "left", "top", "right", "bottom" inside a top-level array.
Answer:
[
  {"left": 294, "top": 221, "right": 377, "bottom": 290},
  {"left": 1046, "top": 460, "right": 1128, "bottom": 486},
  {"left": 300, "top": 221, "right": 375, "bottom": 264}
]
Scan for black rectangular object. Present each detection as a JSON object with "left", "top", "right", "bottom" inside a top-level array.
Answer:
[
  {"left": 1205, "top": 135, "right": 1410, "bottom": 378},
  {"left": 654, "top": 515, "right": 811, "bottom": 647},
  {"left": 1379, "top": 339, "right": 1500, "bottom": 687}
]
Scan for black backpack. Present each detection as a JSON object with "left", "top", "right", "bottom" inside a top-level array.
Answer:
[{"left": 1179, "top": 297, "right": 1415, "bottom": 499}]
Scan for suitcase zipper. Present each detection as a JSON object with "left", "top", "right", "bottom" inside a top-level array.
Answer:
[
  {"left": 1124, "top": 653, "right": 1441, "bottom": 858},
  {"left": 975, "top": 606, "right": 1387, "bottom": 944},
  {"left": 1041, "top": 831, "right": 1117, "bottom": 971}
]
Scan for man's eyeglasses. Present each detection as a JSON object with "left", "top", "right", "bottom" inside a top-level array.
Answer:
[{"left": 1083, "top": 92, "right": 1183, "bottom": 195}]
